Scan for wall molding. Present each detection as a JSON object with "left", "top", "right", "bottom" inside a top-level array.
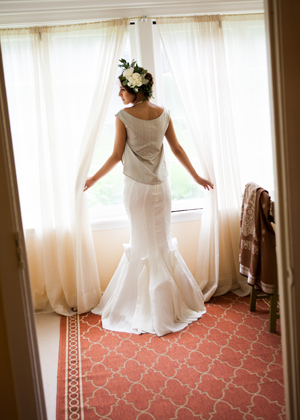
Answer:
[{"left": 0, "top": 0, "right": 264, "bottom": 27}]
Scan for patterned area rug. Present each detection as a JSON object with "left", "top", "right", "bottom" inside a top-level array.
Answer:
[{"left": 56, "top": 293, "right": 285, "bottom": 419}]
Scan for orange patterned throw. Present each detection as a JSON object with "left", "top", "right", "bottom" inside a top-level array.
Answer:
[{"left": 56, "top": 293, "right": 285, "bottom": 419}]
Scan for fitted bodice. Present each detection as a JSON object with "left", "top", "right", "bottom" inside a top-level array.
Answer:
[{"left": 116, "top": 107, "right": 171, "bottom": 185}]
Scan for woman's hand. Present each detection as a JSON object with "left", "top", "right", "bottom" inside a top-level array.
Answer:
[
  {"left": 194, "top": 175, "right": 214, "bottom": 191},
  {"left": 83, "top": 176, "right": 96, "bottom": 192}
]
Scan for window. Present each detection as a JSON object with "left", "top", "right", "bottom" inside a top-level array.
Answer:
[
  {"left": 2, "top": 17, "right": 274, "bottom": 230},
  {"left": 87, "top": 18, "right": 274, "bottom": 227},
  {"left": 222, "top": 18, "right": 275, "bottom": 197},
  {"left": 159, "top": 40, "right": 204, "bottom": 211},
  {"left": 87, "top": 23, "right": 206, "bottom": 225},
  {"left": 86, "top": 35, "right": 131, "bottom": 222}
]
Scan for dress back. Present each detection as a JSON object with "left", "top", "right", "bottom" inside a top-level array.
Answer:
[{"left": 116, "top": 107, "right": 170, "bottom": 185}]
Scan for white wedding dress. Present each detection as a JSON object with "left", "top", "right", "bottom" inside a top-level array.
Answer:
[{"left": 91, "top": 108, "right": 206, "bottom": 336}]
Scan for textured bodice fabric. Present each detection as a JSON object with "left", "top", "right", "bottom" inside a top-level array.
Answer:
[{"left": 116, "top": 107, "right": 170, "bottom": 185}]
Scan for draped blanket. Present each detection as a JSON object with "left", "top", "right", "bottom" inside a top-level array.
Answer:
[{"left": 239, "top": 182, "right": 276, "bottom": 294}]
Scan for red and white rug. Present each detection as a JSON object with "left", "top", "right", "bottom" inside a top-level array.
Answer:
[{"left": 56, "top": 293, "right": 285, "bottom": 419}]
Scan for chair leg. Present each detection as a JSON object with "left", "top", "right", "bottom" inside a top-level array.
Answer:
[
  {"left": 250, "top": 287, "right": 257, "bottom": 312},
  {"left": 269, "top": 283, "right": 278, "bottom": 333}
]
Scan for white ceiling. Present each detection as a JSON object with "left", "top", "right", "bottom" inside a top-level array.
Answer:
[{"left": 0, "top": 0, "right": 264, "bottom": 27}]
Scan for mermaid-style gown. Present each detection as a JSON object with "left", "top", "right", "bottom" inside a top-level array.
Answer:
[{"left": 91, "top": 108, "right": 206, "bottom": 336}]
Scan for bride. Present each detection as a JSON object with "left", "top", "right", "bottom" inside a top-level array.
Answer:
[{"left": 84, "top": 59, "right": 214, "bottom": 336}]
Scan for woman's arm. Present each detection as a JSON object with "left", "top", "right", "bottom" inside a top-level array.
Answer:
[
  {"left": 83, "top": 117, "right": 126, "bottom": 192},
  {"left": 165, "top": 118, "right": 214, "bottom": 190}
]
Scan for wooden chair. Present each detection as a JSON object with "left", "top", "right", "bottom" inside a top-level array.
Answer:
[
  {"left": 241, "top": 185, "right": 279, "bottom": 333},
  {"left": 249, "top": 265, "right": 279, "bottom": 333}
]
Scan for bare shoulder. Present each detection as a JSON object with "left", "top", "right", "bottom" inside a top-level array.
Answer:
[{"left": 115, "top": 115, "right": 126, "bottom": 130}]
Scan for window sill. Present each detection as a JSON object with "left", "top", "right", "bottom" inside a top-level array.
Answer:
[
  {"left": 24, "top": 209, "right": 203, "bottom": 236},
  {"left": 91, "top": 208, "right": 203, "bottom": 232}
]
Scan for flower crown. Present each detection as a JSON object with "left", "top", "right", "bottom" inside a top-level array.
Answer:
[{"left": 119, "top": 58, "right": 154, "bottom": 100}]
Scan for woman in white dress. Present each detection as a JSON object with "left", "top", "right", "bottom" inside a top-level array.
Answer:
[{"left": 84, "top": 59, "right": 214, "bottom": 336}]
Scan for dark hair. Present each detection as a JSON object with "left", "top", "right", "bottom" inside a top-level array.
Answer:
[{"left": 118, "top": 70, "right": 154, "bottom": 102}]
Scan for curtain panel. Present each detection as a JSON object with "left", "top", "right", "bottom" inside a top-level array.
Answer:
[
  {"left": 1, "top": 18, "right": 128, "bottom": 314},
  {"left": 221, "top": 15, "right": 274, "bottom": 195},
  {"left": 157, "top": 15, "right": 252, "bottom": 300}
]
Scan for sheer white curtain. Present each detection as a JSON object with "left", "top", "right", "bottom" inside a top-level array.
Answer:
[
  {"left": 1, "top": 19, "right": 128, "bottom": 314},
  {"left": 157, "top": 15, "right": 251, "bottom": 300},
  {"left": 222, "top": 15, "right": 274, "bottom": 195}
]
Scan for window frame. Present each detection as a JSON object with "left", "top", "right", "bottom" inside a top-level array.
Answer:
[{"left": 91, "top": 208, "right": 203, "bottom": 231}]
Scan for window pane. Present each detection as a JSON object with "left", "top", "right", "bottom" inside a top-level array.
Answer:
[
  {"left": 87, "top": 36, "right": 131, "bottom": 220},
  {"left": 3, "top": 32, "right": 114, "bottom": 229},
  {"left": 161, "top": 42, "right": 205, "bottom": 210},
  {"left": 222, "top": 19, "right": 275, "bottom": 197}
]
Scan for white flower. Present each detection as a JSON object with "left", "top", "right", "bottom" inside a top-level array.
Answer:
[
  {"left": 131, "top": 73, "right": 142, "bottom": 86},
  {"left": 123, "top": 67, "right": 134, "bottom": 78},
  {"left": 127, "top": 76, "right": 135, "bottom": 87}
]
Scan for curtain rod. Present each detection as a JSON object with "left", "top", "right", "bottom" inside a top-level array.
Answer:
[
  {"left": 130, "top": 12, "right": 263, "bottom": 20},
  {"left": 0, "top": 17, "right": 128, "bottom": 33},
  {"left": 0, "top": 12, "right": 264, "bottom": 33}
]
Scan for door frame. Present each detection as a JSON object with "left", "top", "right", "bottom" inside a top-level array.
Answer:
[
  {"left": 0, "top": 46, "right": 47, "bottom": 420},
  {"left": 264, "top": 0, "right": 300, "bottom": 418}
]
